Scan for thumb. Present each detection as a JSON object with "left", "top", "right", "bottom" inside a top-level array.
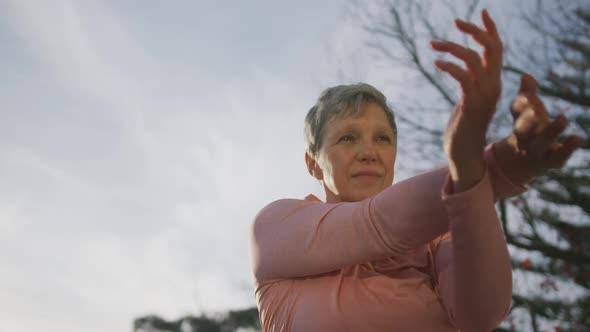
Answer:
[
  {"left": 511, "top": 74, "right": 549, "bottom": 126},
  {"left": 510, "top": 74, "right": 537, "bottom": 120},
  {"left": 519, "top": 73, "right": 537, "bottom": 94},
  {"left": 513, "top": 108, "right": 538, "bottom": 150}
]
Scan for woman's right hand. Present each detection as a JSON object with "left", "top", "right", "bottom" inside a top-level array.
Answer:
[
  {"left": 431, "top": 9, "right": 503, "bottom": 192},
  {"left": 493, "top": 74, "right": 581, "bottom": 185}
]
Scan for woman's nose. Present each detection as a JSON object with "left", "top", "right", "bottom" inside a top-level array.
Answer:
[{"left": 357, "top": 141, "right": 378, "bottom": 162}]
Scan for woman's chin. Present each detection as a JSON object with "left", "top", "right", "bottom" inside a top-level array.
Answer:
[{"left": 347, "top": 186, "right": 384, "bottom": 202}]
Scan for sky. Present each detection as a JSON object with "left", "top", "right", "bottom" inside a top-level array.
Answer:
[
  {"left": 0, "top": 1, "right": 584, "bottom": 331},
  {"left": 0, "top": 1, "right": 368, "bottom": 331}
]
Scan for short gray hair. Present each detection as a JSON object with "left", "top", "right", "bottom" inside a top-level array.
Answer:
[{"left": 304, "top": 83, "right": 397, "bottom": 158}]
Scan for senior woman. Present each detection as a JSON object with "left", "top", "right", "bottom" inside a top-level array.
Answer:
[{"left": 249, "top": 10, "right": 580, "bottom": 332}]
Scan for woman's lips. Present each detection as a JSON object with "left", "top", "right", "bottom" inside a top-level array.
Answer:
[
  {"left": 352, "top": 172, "right": 382, "bottom": 183},
  {"left": 352, "top": 171, "right": 382, "bottom": 177}
]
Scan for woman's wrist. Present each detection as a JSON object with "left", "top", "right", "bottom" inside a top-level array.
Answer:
[
  {"left": 449, "top": 159, "right": 485, "bottom": 193},
  {"left": 493, "top": 135, "right": 535, "bottom": 186}
]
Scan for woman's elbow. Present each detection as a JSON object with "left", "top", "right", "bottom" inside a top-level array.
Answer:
[{"left": 454, "top": 296, "right": 512, "bottom": 332}]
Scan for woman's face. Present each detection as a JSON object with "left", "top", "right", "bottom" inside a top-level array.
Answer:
[{"left": 306, "top": 102, "right": 397, "bottom": 203}]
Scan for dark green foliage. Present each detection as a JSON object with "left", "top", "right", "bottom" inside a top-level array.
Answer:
[
  {"left": 358, "top": 0, "right": 589, "bottom": 330},
  {"left": 500, "top": 4, "right": 590, "bottom": 330},
  {"left": 133, "top": 307, "right": 261, "bottom": 332}
]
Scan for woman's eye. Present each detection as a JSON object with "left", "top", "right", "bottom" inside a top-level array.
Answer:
[
  {"left": 377, "top": 135, "right": 391, "bottom": 142},
  {"left": 339, "top": 135, "right": 354, "bottom": 142}
]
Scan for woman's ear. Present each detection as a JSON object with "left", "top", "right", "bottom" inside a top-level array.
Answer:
[{"left": 305, "top": 152, "right": 323, "bottom": 180}]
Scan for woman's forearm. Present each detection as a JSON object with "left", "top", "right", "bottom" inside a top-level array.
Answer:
[{"left": 440, "top": 165, "right": 512, "bottom": 331}]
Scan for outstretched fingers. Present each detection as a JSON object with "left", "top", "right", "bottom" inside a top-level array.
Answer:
[
  {"left": 529, "top": 115, "right": 568, "bottom": 158},
  {"left": 431, "top": 9, "right": 503, "bottom": 93},
  {"left": 545, "top": 136, "right": 582, "bottom": 169},
  {"left": 431, "top": 40, "right": 485, "bottom": 80},
  {"left": 515, "top": 112, "right": 582, "bottom": 169},
  {"left": 454, "top": 9, "right": 503, "bottom": 74},
  {"left": 481, "top": 9, "right": 503, "bottom": 74},
  {"left": 434, "top": 60, "right": 472, "bottom": 92},
  {"left": 481, "top": 9, "right": 499, "bottom": 37},
  {"left": 454, "top": 19, "right": 496, "bottom": 73}
]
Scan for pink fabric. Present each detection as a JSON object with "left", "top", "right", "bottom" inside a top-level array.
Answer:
[{"left": 249, "top": 145, "right": 526, "bottom": 332}]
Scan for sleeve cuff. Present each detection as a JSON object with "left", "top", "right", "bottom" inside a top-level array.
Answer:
[
  {"left": 441, "top": 162, "right": 494, "bottom": 209},
  {"left": 484, "top": 144, "right": 528, "bottom": 200}
]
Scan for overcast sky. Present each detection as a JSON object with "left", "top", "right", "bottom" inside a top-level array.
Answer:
[
  {"left": 0, "top": 1, "right": 369, "bottom": 331},
  {"left": 0, "top": 1, "right": 574, "bottom": 331}
]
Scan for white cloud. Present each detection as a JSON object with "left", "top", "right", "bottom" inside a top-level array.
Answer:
[{"left": 1, "top": 1, "right": 348, "bottom": 331}]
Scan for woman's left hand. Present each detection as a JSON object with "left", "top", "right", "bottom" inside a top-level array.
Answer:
[{"left": 431, "top": 9, "right": 503, "bottom": 192}]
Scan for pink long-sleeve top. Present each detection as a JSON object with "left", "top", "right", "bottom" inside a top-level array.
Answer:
[{"left": 249, "top": 146, "right": 526, "bottom": 332}]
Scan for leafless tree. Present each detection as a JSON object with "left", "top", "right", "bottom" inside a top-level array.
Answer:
[{"left": 355, "top": 0, "right": 589, "bottom": 330}]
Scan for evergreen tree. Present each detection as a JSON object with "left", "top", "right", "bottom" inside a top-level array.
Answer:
[
  {"left": 134, "top": 308, "right": 261, "bottom": 332},
  {"left": 500, "top": 3, "right": 590, "bottom": 330},
  {"left": 357, "top": 0, "right": 589, "bottom": 330}
]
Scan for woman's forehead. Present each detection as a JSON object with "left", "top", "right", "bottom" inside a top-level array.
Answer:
[
  {"left": 326, "top": 110, "right": 393, "bottom": 134},
  {"left": 328, "top": 121, "right": 393, "bottom": 134}
]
